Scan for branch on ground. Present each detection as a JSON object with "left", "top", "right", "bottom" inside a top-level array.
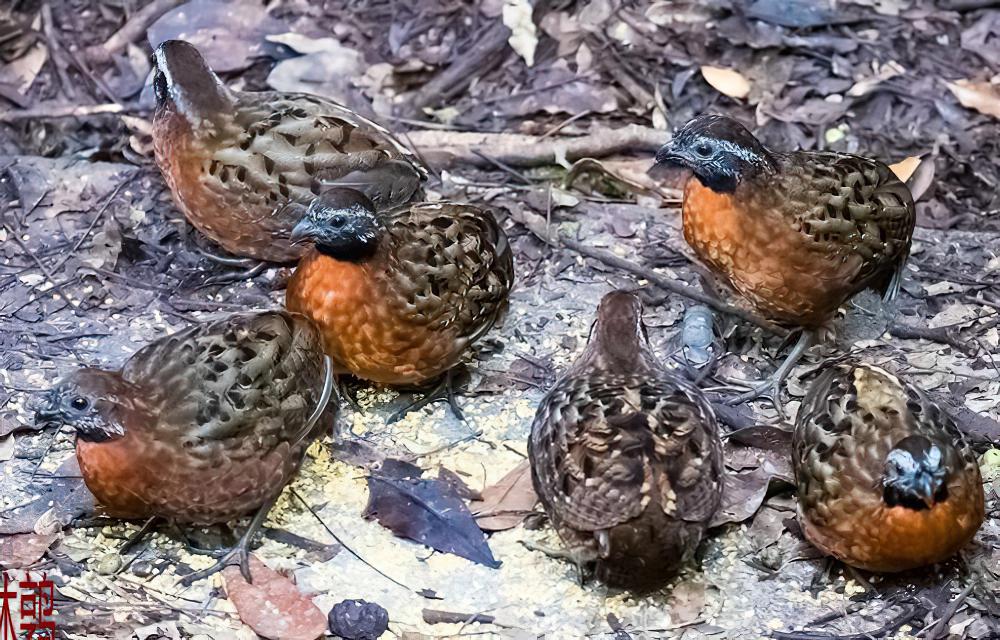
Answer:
[{"left": 407, "top": 125, "right": 667, "bottom": 170}]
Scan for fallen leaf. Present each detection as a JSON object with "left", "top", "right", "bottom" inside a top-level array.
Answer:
[
  {"left": 224, "top": 555, "right": 326, "bottom": 640},
  {"left": 0, "top": 532, "right": 58, "bottom": 569},
  {"left": 0, "top": 457, "right": 95, "bottom": 535},
  {"left": 265, "top": 34, "right": 368, "bottom": 111},
  {"left": 668, "top": 580, "right": 707, "bottom": 625},
  {"left": 147, "top": 0, "right": 288, "bottom": 73},
  {"left": 889, "top": 156, "right": 921, "bottom": 183},
  {"left": 503, "top": 0, "right": 538, "bottom": 67},
  {"left": 0, "top": 41, "right": 47, "bottom": 94},
  {"left": 469, "top": 460, "right": 537, "bottom": 531},
  {"left": 947, "top": 80, "right": 1000, "bottom": 120},
  {"left": 364, "top": 470, "right": 501, "bottom": 568},
  {"left": 700, "top": 66, "right": 750, "bottom": 99}
]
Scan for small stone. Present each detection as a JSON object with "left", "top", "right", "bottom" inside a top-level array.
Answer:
[
  {"left": 328, "top": 599, "right": 390, "bottom": 640},
  {"left": 94, "top": 553, "right": 122, "bottom": 575}
]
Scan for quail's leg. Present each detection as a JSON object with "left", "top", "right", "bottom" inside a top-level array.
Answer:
[
  {"left": 520, "top": 540, "right": 590, "bottom": 585},
  {"left": 176, "top": 493, "right": 280, "bottom": 586},
  {"left": 386, "top": 369, "right": 465, "bottom": 424},
  {"left": 119, "top": 516, "right": 160, "bottom": 555},
  {"left": 720, "top": 330, "right": 816, "bottom": 417}
]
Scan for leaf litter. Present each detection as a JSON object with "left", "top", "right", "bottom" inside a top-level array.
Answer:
[{"left": 0, "top": 0, "right": 998, "bottom": 637}]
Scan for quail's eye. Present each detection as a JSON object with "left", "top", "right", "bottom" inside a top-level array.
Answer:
[
  {"left": 70, "top": 397, "right": 89, "bottom": 411},
  {"left": 695, "top": 143, "right": 713, "bottom": 157},
  {"left": 330, "top": 214, "right": 347, "bottom": 228}
]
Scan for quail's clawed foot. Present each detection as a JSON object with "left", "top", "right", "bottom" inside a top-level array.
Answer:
[
  {"left": 387, "top": 369, "right": 466, "bottom": 425},
  {"left": 717, "top": 331, "right": 816, "bottom": 417},
  {"left": 176, "top": 495, "right": 277, "bottom": 587}
]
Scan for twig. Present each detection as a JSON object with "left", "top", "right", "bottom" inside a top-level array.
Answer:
[
  {"left": 52, "top": 178, "right": 133, "bottom": 273},
  {"left": 924, "top": 584, "right": 974, "bottom": 639},
  {"left": 510, "top": 207, "right": 788, "bottom": 335},
  {"left": 887, "top": 322, "right": 976, "bottom": 355},
  {"left": 86, "top": 0, "right": 186, "bottom": 62},
  {"left": 406, "top": 124, "right": 666, "bottom": 170},
  {"left": 0, "top": 103, "right": 125, "bottom": 122},
  {"left": 771, "top": 604, "right": 925, "bottom": 640},
  {"left": 403, "top": 18, "right": 513, "bottom": 117},
  {"left": 289, "top": 488, "right": 415, "bottom": 593}
]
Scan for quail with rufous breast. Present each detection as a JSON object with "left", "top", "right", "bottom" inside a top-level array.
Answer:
[
  {"left": 285, "top": 187, "right": 514, "bottom": 422},
  {"left": 528, "top": 290, "right": 724, "bottom": 589},
  {"left": 36, "top": 311, "right": 334, "bottom": 584},
  {"left": 152, "top": 39, "right": 426, "bottom": 264},
  {"left": 794, "top": 360, "right": 984, "bottom": 572},
  {"left": 654, "top": 115, "right": 915, "bottom": 405}
]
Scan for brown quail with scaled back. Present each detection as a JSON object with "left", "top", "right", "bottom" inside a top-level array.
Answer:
[
  {"left": 528, "top": 291, "right": 724, "bottom": 590},
  {"left": 152, "top": 40, "right": 426, "bottom": 263},
  {"left": 654, "top": 115, "right": 915, "bottom": 405},
  {"left": 285, "top": 188, "right": 514, "bottom": 422},
  {"left": 35, "top": 311, "right": 334, "bottom": 584},
  {"left": 794, "top": 360, "right": 984, "bottom": 572}
]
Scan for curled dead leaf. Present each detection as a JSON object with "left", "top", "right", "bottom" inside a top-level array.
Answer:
[
  {"left": 469, "top": 459, "right": 538, "bottom": 531},
  {"left": 700, "top": 66, "right": 751, "bottom": 100},
  {"left": 889, "top": 156, "right": 921, "bottom": 183},
  {"left": 947, "top": 80, "right": 1000, "bottom": 120}
]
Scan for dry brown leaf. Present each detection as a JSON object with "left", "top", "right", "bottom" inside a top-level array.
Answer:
[
  {"left": 224, "top": 555, "right": 326, "bottom": 640},
  {"left": 889, "top": 156, "right": 921, "bottom": 183},
  {"left": 947, "top": 80, "right": 1000, "bottom": 120},
  {"left": 700, "top": 66, "right": 751, "bottom": 99},
  {"left": 0, "top": 532, "right": 58, "bottom": 569},
  {"left": 469, "top": 460, "right": 538, "bottom": 531},
  {"left": 668, "top": 580, "right": 708, "bottom": 625}
]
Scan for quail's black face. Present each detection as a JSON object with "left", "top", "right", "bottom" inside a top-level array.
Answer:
[
  {"left": 35, "top": 370, "right": 127, "bottom": 443},
  {"left": 882, "top": 435, "right": 950, "bottom": 511},
  {"left": 654, "top": 114, "right": 776, "bottom": 193},
  {"left": 290, "top": 188, "right": 384, "bottom": 261}
]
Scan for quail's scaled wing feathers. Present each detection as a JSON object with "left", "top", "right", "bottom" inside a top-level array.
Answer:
[
  {"left": 155, "top": 92, "right": 426, "bottom": 262},
  {"left": 80, "top": 311, "right": 332, "bottom": 523},
  {"left": 772, "top": 152, "right": 914, "bottom": 299},
  {"left": 793, "top": 363, "right": 984, "bottom": 572},
  {"left": 529, "top": 371, "right": 723, "bottom": 586},
  {"left": 683, "top": 151, "right": 914, "bottom": 326},
  {"left": 383, "top": 202, "right": 514, "bottom": 345}
]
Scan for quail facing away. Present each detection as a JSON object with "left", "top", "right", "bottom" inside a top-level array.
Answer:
[
  {"left": 794, "top": 360, "right": 984, "bottom": 572},
  {"left": 152, "top": 39, "right": 426, "bottom": 264},
  {"left": 654, "top": 115, "right": 915, "bottom": 405},
  {"left": 528, "top": 290, "right": 724, "bottom": 590},
  {"left": 285, "top": 187, "right": 514, "bottom": 422},
  {"left": 36, "top": 311, "right": 334, "bottom": 584}
]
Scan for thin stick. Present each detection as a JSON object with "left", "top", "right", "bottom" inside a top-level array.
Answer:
[
  {"left": 289, "top": 488, "right": 414, "bottom": 593},
  {"left": 511, "top": 209, "right": 788, "bottom": 335},
  {"left": 0, "top": 103, "right": 125, "bottom": 122}
]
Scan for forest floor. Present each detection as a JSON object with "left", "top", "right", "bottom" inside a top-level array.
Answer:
[{"left": 0, "top": 1, "right": 999, "bottom": 639}]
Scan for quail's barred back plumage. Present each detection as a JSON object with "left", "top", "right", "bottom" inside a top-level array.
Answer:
[
  {"left": 793, "top": 361, "right": 984, "bottom": 572},
  {"left": 36, "top": 311, "right": 335, "bottom": 583},
  {"left": 152, "top": 40, "right": 426, "bottom": 263},
  {"left": 528, "top": 291, "right": 724, "bottom": 589},
  {"left": 654, "top": 115, "right": 916, "bottom": 404},
  {"left": 285, "top": 188, "right": 513, "bottom": 420}
]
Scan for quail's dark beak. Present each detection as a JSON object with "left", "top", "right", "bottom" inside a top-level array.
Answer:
[
  {"left": 916, "top": 474, "right": 937, "bottom": 509},
  {"left": 654, "top": 139, "right": 686, "bottom": 166},
  {"left": 34, "top": 404, "right": 63, "bottom": 428},
  {"left": 290, "top": 218, "right": 317, "bottom": 245}
]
